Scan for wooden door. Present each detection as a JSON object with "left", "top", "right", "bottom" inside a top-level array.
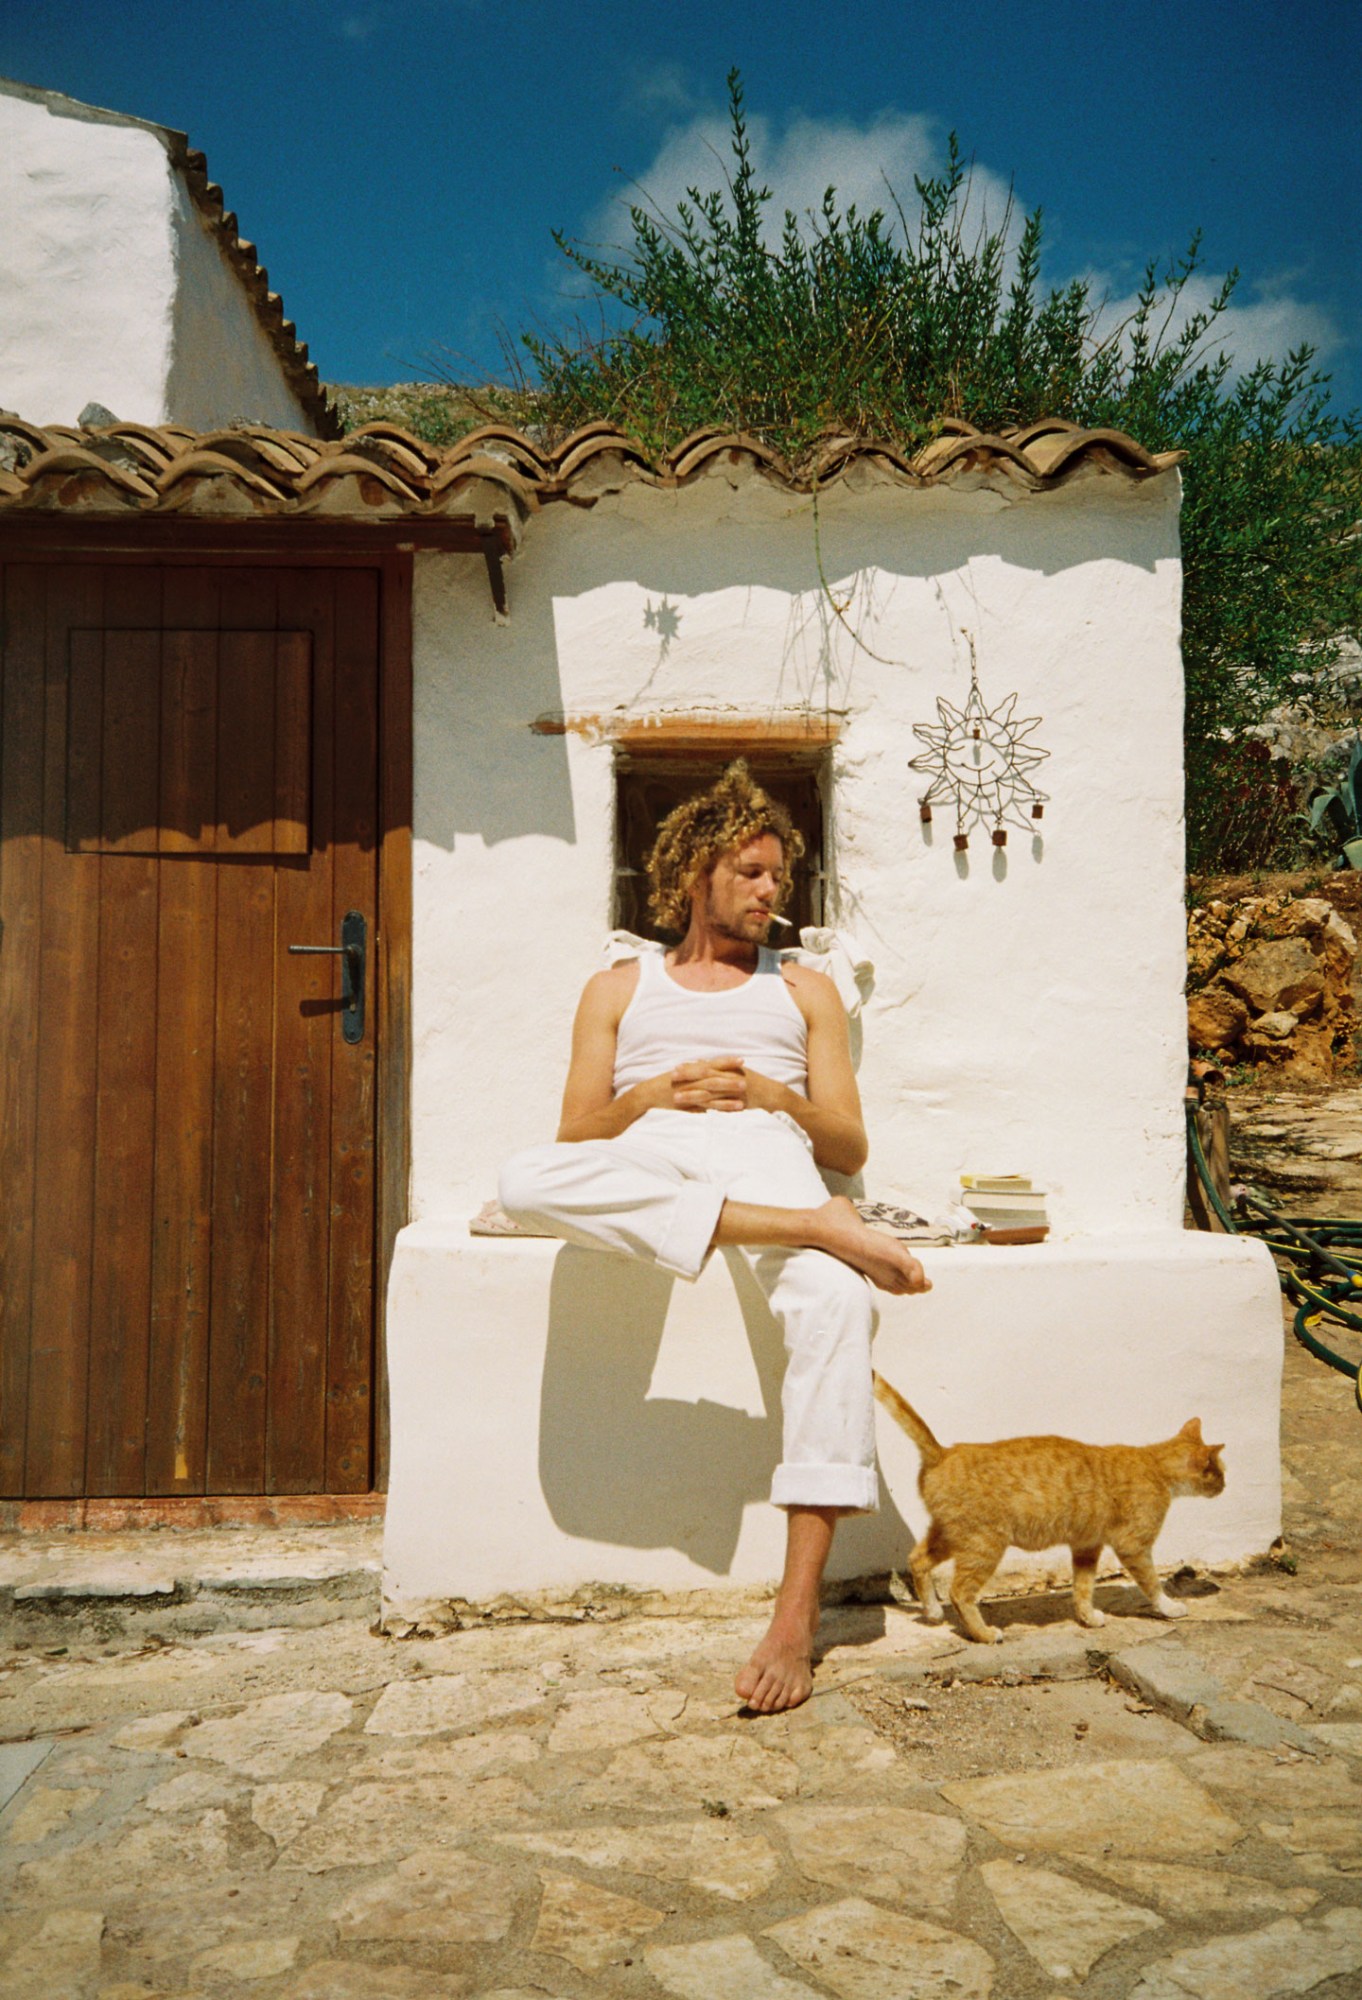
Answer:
[{"left": 0, "top": 563, "right": 380, "bottom": 1496}]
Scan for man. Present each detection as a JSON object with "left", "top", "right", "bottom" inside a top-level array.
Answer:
[{"left": 499, "top": 763, "right": 930, "bottom": 1712}]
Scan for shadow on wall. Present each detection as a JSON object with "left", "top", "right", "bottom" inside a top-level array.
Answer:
[
  {"left": 416, "top": 483, "right": 1174, "bottom": 854},
  {"left": 537, "top": 1243, "right": 910, "bottom": 1575}
]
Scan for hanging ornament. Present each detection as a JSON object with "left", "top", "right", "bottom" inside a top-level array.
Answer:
[{"left": 909, "top": 633, "right": 1050, "bottom": 850}]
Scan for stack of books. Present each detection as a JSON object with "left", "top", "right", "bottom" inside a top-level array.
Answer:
[{"left": 958, "top": 1174, "right": 1049, "bottom": 1244}]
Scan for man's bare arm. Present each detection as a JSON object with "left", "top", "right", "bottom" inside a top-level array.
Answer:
[
  {"left": 556, "top": 966, "right": 653, "bottom": 1141},
  {"left": 556, "top": 967, "right": 723, "bottom": 1141}
]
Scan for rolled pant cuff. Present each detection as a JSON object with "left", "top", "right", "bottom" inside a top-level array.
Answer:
[
  {"left": 770, "top": 1464, "right": 879, "bottom": 1511},
  {"left": 655, "top": 1180, "right": 727, "bottom": 1280}
]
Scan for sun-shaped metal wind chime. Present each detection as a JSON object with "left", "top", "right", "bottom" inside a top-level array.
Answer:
[{"left": 909, "top": 633, "right": 1050, "bottom": 850}]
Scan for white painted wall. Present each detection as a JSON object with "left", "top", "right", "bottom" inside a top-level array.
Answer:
[
  {"left": 0, "top": 79, "right": 314, "bottom": 431},
  {"left": 165, "top": 173, "right": 314, "bottom": 431},
  {"left": 387, "top": 463, "right": 1286, "bottom": 1619},
  {"left": 411, "top": 467, "right": 1187, "bottom": 1236},
  {"left": 383, "top": 1226, "right": 1282, "bottom": 1619}
]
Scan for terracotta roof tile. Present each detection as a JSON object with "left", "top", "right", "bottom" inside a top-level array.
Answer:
[{"left": 0, "top": 413, "right": 1183, "bottom": 543}]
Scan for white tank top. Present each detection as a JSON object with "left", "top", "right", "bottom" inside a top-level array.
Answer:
[{"left": 613, "top": 947, "right": 809, "bottom": 1096}]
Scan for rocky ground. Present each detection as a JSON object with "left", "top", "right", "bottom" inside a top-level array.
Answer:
[{"left": 2, "top": 1095, "right": 1361, "bottom": 1999}]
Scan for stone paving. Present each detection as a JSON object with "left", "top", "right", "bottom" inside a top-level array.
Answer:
[{"left": 2, "top": 1092, "right": 1361, "bottom": 1998}]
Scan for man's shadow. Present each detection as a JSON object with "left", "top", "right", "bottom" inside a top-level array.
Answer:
[{"left": 537, "top": 1244, "right": 910, "bottom": 1574}]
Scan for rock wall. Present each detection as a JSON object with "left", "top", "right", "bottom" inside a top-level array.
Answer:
[{"left": 1188, "top": 892, "right": 1358, "bottom": 1077}]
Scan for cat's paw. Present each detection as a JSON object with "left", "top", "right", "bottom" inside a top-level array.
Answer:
[
  {"left": 1154, "top": 1593, "right": 1188, "bottom": 1619},
  {"left": 1077, "top": 1607, "right": 1106, "bottom": 1628}
]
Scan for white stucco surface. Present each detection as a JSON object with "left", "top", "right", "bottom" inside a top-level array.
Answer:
[
  {"left": 382, "top": 1226, "right": 1282, "bottom": 1621},
  {"left": 0, "top": 78, "right": 313, "bottom": 430},
  {"left": 385, "top": 462, "right": 1285, "bottom": 1615},
  {"left": 410, "top": 470, "right": 1186, "bottom": 1232}
]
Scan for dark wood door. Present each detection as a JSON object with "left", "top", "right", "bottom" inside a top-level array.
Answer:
[{"left": 0, "top": 563, "right": 380, "bottom": 1496}]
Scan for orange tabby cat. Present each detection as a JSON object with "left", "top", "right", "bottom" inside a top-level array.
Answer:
[{"left": 873, "top": 1374, "right": 1226, "bottom": 1644}]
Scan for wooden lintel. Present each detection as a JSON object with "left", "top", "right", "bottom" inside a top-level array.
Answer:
[
  {"left": 0, "top": 515, "right": 513, "bottom": 559},
  {"left": 531, "top": 713, "right": 842, "bottom": 755}
]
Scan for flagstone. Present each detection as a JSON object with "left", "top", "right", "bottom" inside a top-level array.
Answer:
[
  {"left": 1, "top": 1782, "right": 99, "bottom": 1845},
  {"left": 1181, "top": 1743, "right": 1362, "bottom": 1808},
  {"left": 787, "top": 1725, "right": 900, "bottom": 1793},
  {"left": 364, "top": 1669, "right": 551, "bottom": 1736},
  {"left": 330, "top": 1847, "right": 519, "bottom": 1943},
  {"left": 545, "top": 1688, "right": 675, "bottom": 1753},
  {"left": 530, "top": 1869, "right": 666, "bottom": 1973},
  {"left": 96, "top": 1877, "right": 306, "bottom": 1965},
  {"left": 19, "top": 1808, "right": 233, "bottom": 1902},
  {"left": 0, "top": 1909, "right": 104, "bottom": 1999},
  {"left": 980, "top": 1858, "right": 1162, "bottom": 1978},
  {"left": 179, "top": 1690, "right": 354, "bottom": 1778},
  {"left": 143, "top": 1768, "right": 240, "bottom": 1814},
  {"left": 1073, "top": 1854, "right": 1320, "bottom": 1919},
  {"left": 110, "top": 1710, "right": 193, "bottom": 1754},
  {"left": 1127, "top": 1907, "right": 1362, "bottom": 1999},
  {"left": 776, "top": 1804, "right": 966, "bottom": 1916},
  {"left": 1258, "top": 1811, "right": 1362, "bottom": 1866},
  {"left": 579, "top": 1732, "right": 801, "bottom": 1811},
  {"left": 366, "top": 1730, "right": 539, "bottom": 1779},
  {"left": 280, "top": 1959, "right": 471, "bottom": 1998},
  {"left": 251, "top": 1781, "right": 326, "bottom": 1848},
  {"left": 1239, "top": 1657, "right": 1332, "bottom": 1715},
  {"left": 647, "top": 1934, "right": 821, "bottom": 1999},
  {"left": 1312, "top": 1721, "right": 1362, "bottom": 1756},
  {"left": 766, "top": 1895, "right": 994, "bottom": 2000},
  {"left": 192, "top": 1935, "right": 300, "bottom": 1979},
  {"left": 941, "top": 1758, "right": 1244, "bottom": 1858},
  {"left": 499, "top": 1817, "right": 780, "bottom": 1901},
  {"left": 282, "top": 1775, "right": 535, "bottom": 1871}
]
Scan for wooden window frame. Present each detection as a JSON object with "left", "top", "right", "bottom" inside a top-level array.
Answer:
[{"left": 611, "top": 722, "right": 837, "bottom": 942}]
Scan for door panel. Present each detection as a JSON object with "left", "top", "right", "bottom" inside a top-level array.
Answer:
[{"left": 0, "top": 562, "right": 380, "bottom": 1496}]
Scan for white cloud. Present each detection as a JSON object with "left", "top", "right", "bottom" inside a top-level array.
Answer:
[
  {"left": 570, "top": 104, "right": 1022, "bottom": 268},
  {"left": 1086, "top": 268, "right": 1342, "bottom": 379},
  {"left": 555, "top": 100, "right": 1339, "bottom": 385},
  {"left": 624, "top": 62, "right": 699, "bottom": 118}
]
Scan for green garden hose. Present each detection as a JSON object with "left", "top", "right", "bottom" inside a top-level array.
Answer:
[{"left": 1186, "top": 1101, "right": 1362, "bottom": 1415}]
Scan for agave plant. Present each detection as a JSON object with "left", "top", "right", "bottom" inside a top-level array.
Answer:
[{"left": 1308, "top": 737, "right": 1362, "bottom": 868}]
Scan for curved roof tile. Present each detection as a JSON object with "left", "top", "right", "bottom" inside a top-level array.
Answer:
[{"left": 0, "top": 412, "right": 1182, "bottom": 534}]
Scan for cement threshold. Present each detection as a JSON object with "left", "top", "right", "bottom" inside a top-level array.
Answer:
[{"left": 0, "top": 1520, "right": 383, "bottom": 1642}]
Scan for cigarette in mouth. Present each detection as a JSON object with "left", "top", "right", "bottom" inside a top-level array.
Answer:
[{"left": 767, "top": 914, "right": 793, "bottom": 928}]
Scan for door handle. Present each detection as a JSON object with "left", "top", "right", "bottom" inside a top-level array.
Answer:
[{"left": 289, "top": 910, "right": 366, "bottom": 1044}]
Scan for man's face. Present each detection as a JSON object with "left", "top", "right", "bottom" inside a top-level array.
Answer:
[{"left": 699, "top": 833, "right": 785, "bottom": 944}]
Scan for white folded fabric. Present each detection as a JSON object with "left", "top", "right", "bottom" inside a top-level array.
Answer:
[{"left": 601, "top": 926, "right": 874, "bottom": 1018}]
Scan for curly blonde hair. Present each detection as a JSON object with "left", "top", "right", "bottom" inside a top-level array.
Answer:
[{"left": 645, "top": 761, "right": 804, "bottom": 933}]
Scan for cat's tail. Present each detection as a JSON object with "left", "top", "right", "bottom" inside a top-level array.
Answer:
[{"left": 872, "top": 1373, "right": 946, "bottom": 1467}]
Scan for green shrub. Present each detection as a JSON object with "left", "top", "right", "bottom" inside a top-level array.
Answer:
[{"left": 514, "top": 73, "right": 1362, "bottom": 870}]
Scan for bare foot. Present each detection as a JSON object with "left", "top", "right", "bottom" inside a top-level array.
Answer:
[
  {"left": 735, "top": 1606, "right": 818, "bottom": 1712},
  {"left": 810, "top": 1197, "right": 932, "bottom": 1295}
]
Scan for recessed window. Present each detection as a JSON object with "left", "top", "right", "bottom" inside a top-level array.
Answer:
[{"left": 613, "top": 744, "right": 829, "bottom": 940}]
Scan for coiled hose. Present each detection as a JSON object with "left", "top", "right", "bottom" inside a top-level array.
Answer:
[{"left": 1186, "top": 1100, "right": 1362, "bottom": 1415}]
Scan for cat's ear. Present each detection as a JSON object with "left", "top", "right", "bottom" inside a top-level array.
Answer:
[{"left": 1178, "top": 1418, "right": 1205, "bottom": 1440}]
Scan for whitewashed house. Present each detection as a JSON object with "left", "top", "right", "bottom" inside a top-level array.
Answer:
[
  {"left": 0, "top": 82, "right": 1282, "bottom": 1609},
  {"left": 0, "top": 75, "right": 332, "bottom": 434}
]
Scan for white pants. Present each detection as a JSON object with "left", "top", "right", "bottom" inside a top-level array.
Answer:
[{"left": 499, "top": 1109, "right": 878, "bottom": 1511}]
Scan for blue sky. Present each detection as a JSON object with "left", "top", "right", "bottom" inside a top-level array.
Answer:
[{"left": 4, "top": 0, "right": 1359, "bottom": 412}]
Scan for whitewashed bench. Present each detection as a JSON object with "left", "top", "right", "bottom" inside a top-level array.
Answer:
[{"left": 381, "top": 1219, "right": 1281, "bottom": 1630}]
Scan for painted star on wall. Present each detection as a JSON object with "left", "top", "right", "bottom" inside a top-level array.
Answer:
[{"left": 909, "top": 637, "right": 1050, "bottom": 849}]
